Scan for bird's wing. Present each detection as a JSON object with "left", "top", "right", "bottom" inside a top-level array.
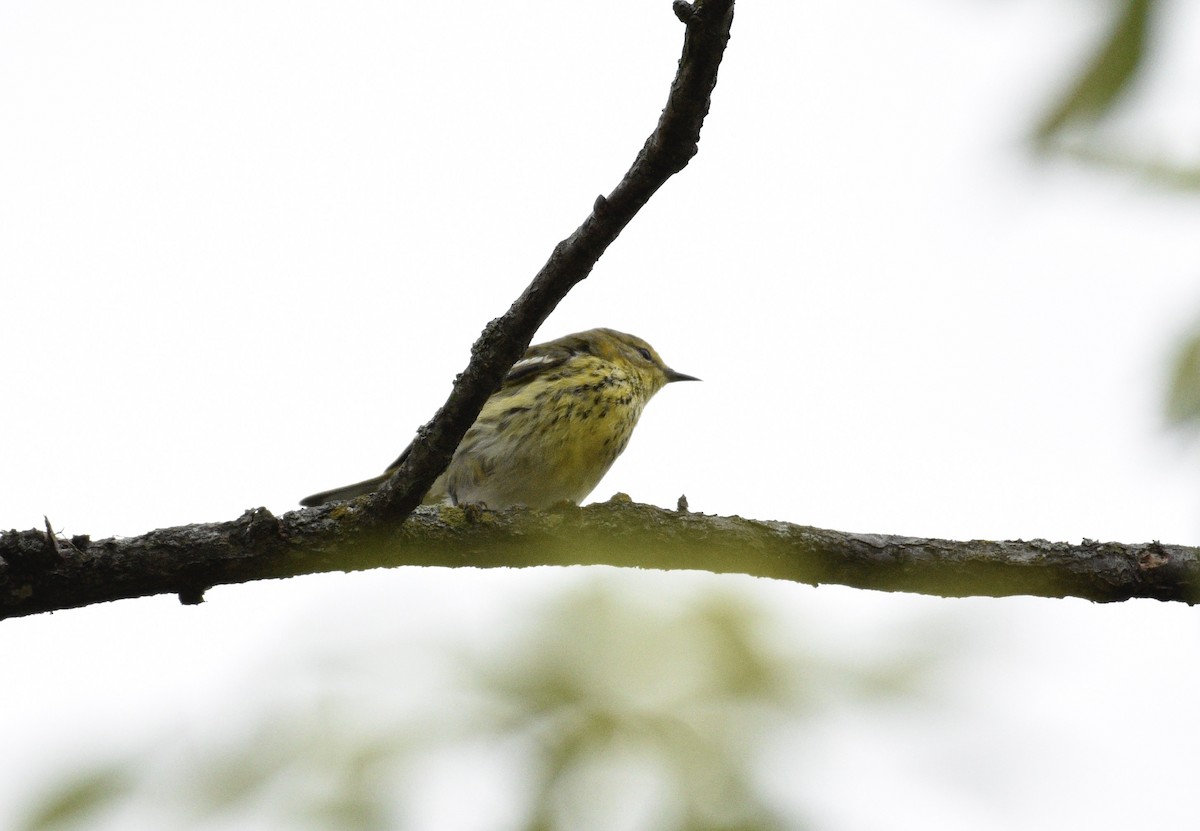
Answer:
[{"left": 503, "top": 335, "right": 592, "bottom": 384}]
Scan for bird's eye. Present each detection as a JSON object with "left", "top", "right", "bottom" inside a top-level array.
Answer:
[{"left": 637, "top": 347, "right": 653, "bottom": 362}]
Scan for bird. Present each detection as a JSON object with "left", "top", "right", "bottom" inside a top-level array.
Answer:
[{"left": 300, "top": 328, "right": 698, "bottom": 509}]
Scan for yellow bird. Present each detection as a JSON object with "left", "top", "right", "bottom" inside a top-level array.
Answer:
[{"left": 300, "top": 328, "right": 698, "bottom": 509}]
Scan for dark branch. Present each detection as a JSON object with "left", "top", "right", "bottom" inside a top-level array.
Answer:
[
  {"left": 3, "top": 498, "right": 1197, "bottom": 620},
  {"left": 367, "top": 0, "right": 735, "bottom": 524},
  {"left": 3, "top": 1, "right": 741, "bottom": 621}
]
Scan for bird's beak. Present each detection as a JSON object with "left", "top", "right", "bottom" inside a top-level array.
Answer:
[{"left": 665, "top": 368, "right": 701, "bottom": 383}]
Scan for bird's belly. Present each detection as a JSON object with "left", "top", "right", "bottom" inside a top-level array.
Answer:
[{"left": 441, "top": 405, "right": 638, "bottom": 509}]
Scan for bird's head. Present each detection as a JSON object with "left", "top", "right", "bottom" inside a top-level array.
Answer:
[{"left": 589, "top": 328, "right": 699, "bottom": 395}]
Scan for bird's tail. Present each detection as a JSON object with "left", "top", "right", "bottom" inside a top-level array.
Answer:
[{"left": 299, "top": 473, "right": 391, "bottom": 507}]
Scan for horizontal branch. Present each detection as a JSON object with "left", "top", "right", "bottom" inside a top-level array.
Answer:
[{"left": 3, "top": 498, "right": 1196, "bottom": 620}]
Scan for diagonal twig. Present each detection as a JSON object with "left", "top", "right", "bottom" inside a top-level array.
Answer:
[{"left": 365, "top": 0, "right": 736, "bottom": 524}]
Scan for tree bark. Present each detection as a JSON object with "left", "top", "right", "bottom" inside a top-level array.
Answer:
[{"left": 4, "top": 497, "right": 1197, "bottom": 620}]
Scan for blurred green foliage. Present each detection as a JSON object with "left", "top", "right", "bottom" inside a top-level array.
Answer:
[
  {"left": 1035, "top": 0, "right": 1153, "bottom": 142},
  {"left": 1166, "top": 328, "right": 1200, "bottom": 428},
  {"left": 1028, "top": 0, "right": 1200, "bottom": 442},
  {"left": 1036, "top": 0, "right": 1200, "bottom": 189},
  {"left": 15, "top": 579, "right": 941, "bottom": 831},
  {"left": 19, "top": 771, "right": 132, "bottom": 831}
]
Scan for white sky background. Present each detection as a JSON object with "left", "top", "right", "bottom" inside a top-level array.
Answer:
[{"left": 4, "top": 0, "right": 1200, "bottom": 828}]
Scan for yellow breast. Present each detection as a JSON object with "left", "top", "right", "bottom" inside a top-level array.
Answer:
[{"left": 427, "top": 360, "right": 651, "bottom": 508}]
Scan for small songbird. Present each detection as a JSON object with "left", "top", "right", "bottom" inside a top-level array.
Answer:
[{"left": 300, "top": 328, "right": 698, "bottom": 509}]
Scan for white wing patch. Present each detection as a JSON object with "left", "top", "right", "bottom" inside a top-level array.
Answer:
[{"left": 509, "top": 355, "right": 556, "bottom": 373}]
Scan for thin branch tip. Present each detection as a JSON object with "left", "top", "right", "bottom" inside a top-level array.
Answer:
[
  {"left": 43, "top": 516, "right": 58, "bottom": 556},
  {"left": 673, "top": 1, "right": 697, "bottom": 24},
  {"left": 178, "top": 586, "right": 207, "bottom": 606}
]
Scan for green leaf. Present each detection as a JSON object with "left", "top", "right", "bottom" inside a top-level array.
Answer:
[
  {"left": 19, "top": 768, "right": 129, "bottom": 831},
  {"left": 1036, "top": 0, "right": 1155, "bottom": 142},
  {"left": 1166, "top": 327, "right": 1200, "bottom": 426}
]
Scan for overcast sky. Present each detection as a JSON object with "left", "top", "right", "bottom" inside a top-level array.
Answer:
[{"left": 4, "top": 1, "right": 1200, "bottom": 828}]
